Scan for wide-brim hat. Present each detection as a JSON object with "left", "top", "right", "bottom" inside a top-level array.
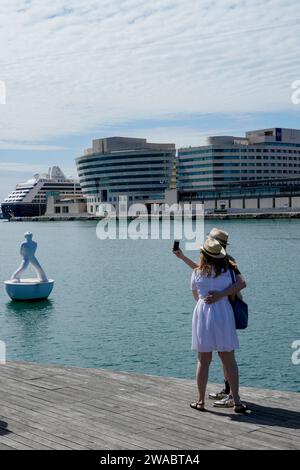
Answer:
[
  {"left": 207, "top": 228, "right": 229, "bottom": 245},
  {"left": 200, "top": 238, "right": 226, "bottom": 259}
]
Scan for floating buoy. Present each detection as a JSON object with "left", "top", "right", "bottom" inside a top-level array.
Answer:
[{"left": 4, "top": 232, "right": 54, "bottom": 301}]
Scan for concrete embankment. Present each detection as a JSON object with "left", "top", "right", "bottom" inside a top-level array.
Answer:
[{"left": 4, "top": 211, "right": 300, "bottom": 222}]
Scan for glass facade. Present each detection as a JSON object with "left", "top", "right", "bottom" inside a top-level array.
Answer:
[
  {"left": 178, "top": 136, "right": 300, "bottom": 199},
  {"left": 76, "top": 138, "right": 176, "bottom": 213},
  {"left": 179, "top": 177, "right": 300, "bottom": 201}
]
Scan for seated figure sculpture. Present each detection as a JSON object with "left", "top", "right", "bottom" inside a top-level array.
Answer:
[{"left": 11, "top": 232, "right": 48, "bottom": 283}]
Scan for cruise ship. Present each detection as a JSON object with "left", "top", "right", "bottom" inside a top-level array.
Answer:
[{"left": 1, "top": 166, "right": 82, "bottom": 219}]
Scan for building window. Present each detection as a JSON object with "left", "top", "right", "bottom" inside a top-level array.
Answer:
[
  {"left": 55, "top": 207, "right": 61, "bottom": 214},
  {"left": 62, "top": 206, "right": 69, "bottom": 214}
]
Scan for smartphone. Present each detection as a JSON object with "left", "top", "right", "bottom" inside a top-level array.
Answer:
[{"left": 173, "top": 240, "right": 180, "bottom": 251}]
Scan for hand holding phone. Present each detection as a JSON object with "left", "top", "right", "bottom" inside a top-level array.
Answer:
[{"left": 173, "top": 240, "right": 180, "bottom": 251}]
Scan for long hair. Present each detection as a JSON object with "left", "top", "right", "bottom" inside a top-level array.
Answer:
[{"left": 198, "top": 251, "right": 229, "bottom": 277}]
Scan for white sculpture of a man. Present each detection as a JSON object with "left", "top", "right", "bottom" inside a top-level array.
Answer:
[{"left": 11, "top": 232, "right": 48, "bottom": 283}]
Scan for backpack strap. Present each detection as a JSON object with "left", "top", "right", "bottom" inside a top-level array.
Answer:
[{"left": 229, "top": 268, "right": 236, "bottom": 284}]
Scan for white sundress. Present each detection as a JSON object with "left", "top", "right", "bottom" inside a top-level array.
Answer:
[{"left": 191, "top": 268, "right": 239, "bottom": 352}]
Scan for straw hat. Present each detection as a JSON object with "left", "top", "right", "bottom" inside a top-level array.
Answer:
[
  {"left": 201, "top": 238, "right": 226, "bottom": 259},
  {"left": 207, "top": 228, "right": 229, "bottom": 246}
]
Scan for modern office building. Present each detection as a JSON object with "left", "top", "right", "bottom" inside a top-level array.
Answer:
[
  {"left": 177, "top": 128, "right": 300, "bottom": 209},
  {"left": 76, "top": 137, "right": 176, "bottom": 214}
]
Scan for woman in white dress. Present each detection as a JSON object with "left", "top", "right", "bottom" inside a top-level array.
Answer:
[{"left": 190, "top": 238, "right": 247, "bottom": 413}]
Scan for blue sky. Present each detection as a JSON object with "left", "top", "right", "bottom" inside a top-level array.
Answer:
[{"left": 0, "top": 0, "right": 300, "bottom": 201}]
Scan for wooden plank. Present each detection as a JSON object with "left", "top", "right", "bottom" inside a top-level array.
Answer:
[
  {"left": 0, "top": 398, "right": 158, "bottom": 450},
  {"left": 225, "top": 432, "right": 297, "bottom": 451},
  {"left": 0, "top": 442, "right": 16, "bottom": 450},
  {"left": 0, "top": 435, "right": 36, "bottom": 450},
  {"left": 0, "top": 361, "right": 298, "bottom": 450},
  {"left": 0, "top": 418, "right": 78, "bottom": 450}
]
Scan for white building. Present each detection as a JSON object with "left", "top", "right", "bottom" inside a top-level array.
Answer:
[
  {"left": 178, "top": 128, "right": 300, "bottom": 205},
  {"left": 76, "top": 137, "right": 176, "bottom": 214}
]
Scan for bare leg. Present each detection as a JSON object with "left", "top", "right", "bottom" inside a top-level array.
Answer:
[
  {"left": 218, "top": 351, "right": 241, "bottom": 405},
  {"left": 11, "top": 259, "right": 30, "bottom": 281},
  {"left": 222, "top": 362, "right": 229, "bottom": 382},
  {"left": 218, "top": 351, "right": 229, "bottom": 381},
  {"left": 30, "top": 257, "right": 48, "bottom": 282},
  {"left": 196, "top": 352, "right": 212, "bottom": 404}
]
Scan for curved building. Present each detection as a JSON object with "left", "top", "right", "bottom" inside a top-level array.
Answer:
[{"left": 76, "top": 137, "right": 176, "bottom": 214}]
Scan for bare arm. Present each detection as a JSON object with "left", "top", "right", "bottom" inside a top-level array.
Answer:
[
  {"left": 204, "top": 274, "right": 247, "bottom": 304},
  {"left": 233, "top": 274, "right": 246, "bottom": 301},
  {"left": 192, "top": 290, "right": 199, "bottom": 302},
  {"left": 173, "top": 248, "right": 198, "bottom": 269}
]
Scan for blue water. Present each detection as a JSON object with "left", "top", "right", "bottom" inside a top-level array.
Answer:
[{"left": 0, "top": 219, "right": 299, "bottom": 393}]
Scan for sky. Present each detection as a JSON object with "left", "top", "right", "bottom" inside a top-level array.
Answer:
[{"left": 0, "top": 0, "right": 300, "bottom": 201}]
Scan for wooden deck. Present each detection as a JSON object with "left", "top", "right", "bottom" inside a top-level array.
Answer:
[{"left": 0, "top": 361, "right": 299, "bottom": 450}]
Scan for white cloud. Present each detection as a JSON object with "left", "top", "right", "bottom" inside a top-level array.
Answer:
[
  {"left": 0, "top": 162, "right": 53, "bottom": 173},
  {"left": 0, "top": 0, "right": 299, "bottom": 144},
  {"left": 0, "top": 161, "right": 75, "bottom": 175},
  {"left": 0, "top": 141, "right": 67, "bottom": 150}
]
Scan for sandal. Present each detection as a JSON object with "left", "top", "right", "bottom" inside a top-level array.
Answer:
[
  {"left": 190, "top": 401, "right": 206, "bottom": 412},
  {"left": 234, "top": 403, "right": 248, "bottom": 414}
]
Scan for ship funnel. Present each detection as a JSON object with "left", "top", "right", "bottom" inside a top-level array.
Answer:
[{"left": 48, "top": 166, "right": 66, "bottom": 180}]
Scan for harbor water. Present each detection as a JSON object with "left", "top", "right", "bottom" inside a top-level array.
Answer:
[{"left": 0, "top": 219, "right": 299, "bottom": 393}]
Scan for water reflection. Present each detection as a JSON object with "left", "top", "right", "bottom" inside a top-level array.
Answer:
[
  {"left": 5, "top": 299, "right": 54, "bottom": 317},
  {"left": 4, "top": 299, "right": 55, "bottom": 354}
]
